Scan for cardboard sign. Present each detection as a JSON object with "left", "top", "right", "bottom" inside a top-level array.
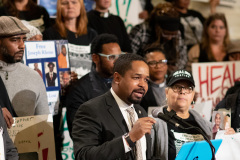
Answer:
[
  {"left": 192, "top": 61, "right": 240, "bottom": 109},
  {"left": 7, "top": 115, "right": 56, "bottom": 160}
]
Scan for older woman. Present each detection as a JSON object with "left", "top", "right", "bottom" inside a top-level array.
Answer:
[
  {"left": 187, "top": 13, "right": 230, "bottom": 71},
  {"left": 151, "top": 69, "right": 235, "bottom": 160},
  {"left": 151, "top": 69, "right": 212, "bottom": 160}
]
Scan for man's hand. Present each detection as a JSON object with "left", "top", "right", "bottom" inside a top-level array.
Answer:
[
  {"left": 129, "top": 117, "right": 156, "bottom": 142},
  {"left": 71, "top": 71, "right": 78, "bottom": 83},
  {"left": 2, "top": 108, "right": 14, "bottom": 128}
]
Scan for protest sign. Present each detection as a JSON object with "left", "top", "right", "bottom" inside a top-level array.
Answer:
[
  {"left": 8, "top": 115, "right": 55, "bottom": 160},
  {"left": 192, "top": 61, "right": 240, "bottom": 109}
]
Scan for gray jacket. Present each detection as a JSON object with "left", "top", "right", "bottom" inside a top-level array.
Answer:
[{"left": 151, "top": 107, "right": 212, "bottom": 160}]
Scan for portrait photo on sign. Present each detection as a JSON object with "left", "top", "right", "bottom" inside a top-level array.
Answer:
[
  {"left": 59, "top": 71, "right": 71, "bottom": 96},
  {"left": 57, "top": 43, "right": 69, "bottom": 69},
  {"left": 28, "top": 62, "right": 43, "bottom": 79},
  {"left": 45, "top": 62, "right": 58, "bottom": 87},
  {"left": 212, "top": 109, "right": 231, "bottom": 139}
]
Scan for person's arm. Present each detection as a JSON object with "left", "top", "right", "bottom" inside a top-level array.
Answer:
[
  {"left": 1, "top": 110, "right": 18, "bottom": 160},
  {"left": 209, "top": 0, "right": 220, "bottom": 13},
  {"left": 1, "top": 107, "right": 13, "bottom": 129}
]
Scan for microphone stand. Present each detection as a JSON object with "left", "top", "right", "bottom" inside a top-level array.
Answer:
[{"left": 167, "top": 110, "right": 216, "bottom": 160}]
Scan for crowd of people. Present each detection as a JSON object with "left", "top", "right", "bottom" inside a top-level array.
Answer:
[{"left": 0, "top": 0, "right": 240, "bottom": 159}]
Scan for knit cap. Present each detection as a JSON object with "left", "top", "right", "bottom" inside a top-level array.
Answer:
[
  {"left": 22, "top": 20, "right": 42, "bottom": 40},
  {"left": 0, "top": 16, "right": 29, "bottom": 37}
]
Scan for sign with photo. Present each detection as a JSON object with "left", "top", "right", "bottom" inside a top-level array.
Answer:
[{"left": 24, "top": 40, "right": 71, "bottom": 114}]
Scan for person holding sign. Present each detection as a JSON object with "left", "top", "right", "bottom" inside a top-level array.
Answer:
[{"left": 0, "top": 16, "right": 49, "bottom": 120}]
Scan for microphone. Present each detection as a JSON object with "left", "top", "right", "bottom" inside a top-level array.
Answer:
[
  {"left": 152, "top": 109, "right": 185, "bottom": 129},
  {"left": 152, "top": 108, "right": 216, "bottom": 160}
]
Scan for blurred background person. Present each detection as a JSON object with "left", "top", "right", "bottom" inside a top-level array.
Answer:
[
  {"left": 87, "top": 0, "right": 132, "bottom": 52},
  {"left": 227, "top": 41, "right": 240, "bottom": 61},
  {"left": 187, "top": 13, "right": 230, "bottom": 71},
  {"left": 129, "top": 2, "right": 187, "bottom": 74},
  {"left": 24, "top": 22, "right": 43, "bottom": 41},
  {"left": 43, "top": 0, "right": 97, "bottom": 46},
  {"left": 140, "top": 44, "right": 168, "bottom": 112},
  {"left": 166, "top": 0, "right": 205, "bottom": 51},
  {"left": 0, "top": 0, "right": 50, "bottom": 32},
  {"left": 139, "top": 0, "right": 153, "bottom": 20}
]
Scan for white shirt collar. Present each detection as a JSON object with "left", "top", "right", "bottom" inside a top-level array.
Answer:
[{"left": 110, "top": 88, "right": 133, "bottom": 110}]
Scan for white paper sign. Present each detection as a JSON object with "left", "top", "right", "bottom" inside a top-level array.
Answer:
[
  {"left": 190, "top": 100, "right": 213, "bottom": 121},
  {"left": 25, "top": 41, "right": 56, "bottom": 59},
  {"left": 192, "top": 61, "right": 240, "bottom": 108},
  {"left": 215, "top": 133, "right": 240, "bottom": 160}
]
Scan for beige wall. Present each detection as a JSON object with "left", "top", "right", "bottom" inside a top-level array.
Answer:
[{"left": 152, "top": 0, "right": 240, "bottom": 40}]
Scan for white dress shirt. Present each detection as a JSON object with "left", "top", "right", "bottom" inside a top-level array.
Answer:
[{"left": 110, "top": 88, "right": 146, "bottom": 160}]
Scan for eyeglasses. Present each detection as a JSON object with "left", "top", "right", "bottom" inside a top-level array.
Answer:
[
  {"left": 170, "top": 85, "right": 194, "bottom": 94},
  {"left": 147, "top": 59, "right": 168, "bottom": 67},
  {"left": 98, "top": 52, "right": 125, "bottom": 61}
]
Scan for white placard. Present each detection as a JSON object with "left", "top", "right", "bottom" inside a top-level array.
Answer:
[{"left": 25, "top": 41, "right": 56, "bottom": 59}]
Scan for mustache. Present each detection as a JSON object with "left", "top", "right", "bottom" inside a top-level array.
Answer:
[
  {"left": 14, "top": 50, "right": 24, "bottom": 55},
  {"left": 133, "top": 88, "right": 146, "bottom": 95}
]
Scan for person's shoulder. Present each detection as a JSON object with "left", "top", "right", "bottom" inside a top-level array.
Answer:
[
  {"left": 80, "top": 91, "right": 111, "bottom": 109},
  {"left": 87, "top": 10, "right": 95, "bottom": 17},
  {"left": 75, "top": 73, "right": 91, "bottom": 85},
  {"left": 187, "top": 9, "right": 203, "bottom": 16},
  {"left": 87, "top": 27, "right": 98, "bottom": 37},
  {"left": 18, "top": 63, "right": 43, "bottom": 78}
]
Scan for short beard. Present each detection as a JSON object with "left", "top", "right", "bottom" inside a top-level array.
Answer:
[
  {"left": 0, "top": 45, "right": 17, "bottom": 63},
  {"left": 127, "top": 89, "right": 146, "bottom": 104}
]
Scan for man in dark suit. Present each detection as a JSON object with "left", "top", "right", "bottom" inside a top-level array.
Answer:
[
  {"left": 72, "top": 53, "right": 156, "bottom": 160},
  {"left": 45, "top": 62, "right": 57, "bottom": 87},
  {"left": 66, "top": 34, "right": 123, "bottom": 137}
]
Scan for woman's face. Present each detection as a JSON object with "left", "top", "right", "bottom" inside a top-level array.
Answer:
[
  {"left": 145, "top": 51, "right": 168, "bottom": 83},
  {"left": 61, "top": 0, "right": 81, "bottom": 20},
  {"left": 207, "top": 19, "right": 226, "bottom": 43},
  {"left": 166, "top": 80, "right": 195, "bottom": 113},
  {"left": 215, "top": 113, "right": 221, "bottom": 126}
]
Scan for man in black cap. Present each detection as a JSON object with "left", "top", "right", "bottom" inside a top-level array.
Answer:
[
  {"left": 0, "top": 16, "right": 49, "bottom": 127},
  {"left": 129, "top": 2, "right": 187, "bottom": 73}
]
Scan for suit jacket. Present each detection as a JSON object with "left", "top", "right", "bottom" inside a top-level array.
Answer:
[
  {"left": 45, "top": 72, "right": 57, "bottom": 87},
  {"left": 66, "top": 69, "right": 110, "bottom": 136},
  {"left": 72, "top": 91, "right": 151, "bottom": 160},
  {"left": 0, "top": 109, "right": 18, "bottom": 160}
]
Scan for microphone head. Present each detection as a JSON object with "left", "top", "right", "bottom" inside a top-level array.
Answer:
[{"left": 151, "top": 108, "right": 162, "bottom": 118}]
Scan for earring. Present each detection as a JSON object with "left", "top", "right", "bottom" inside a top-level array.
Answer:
[{"left": 192, "top": 101, "right": 195, "bottom": 105}]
